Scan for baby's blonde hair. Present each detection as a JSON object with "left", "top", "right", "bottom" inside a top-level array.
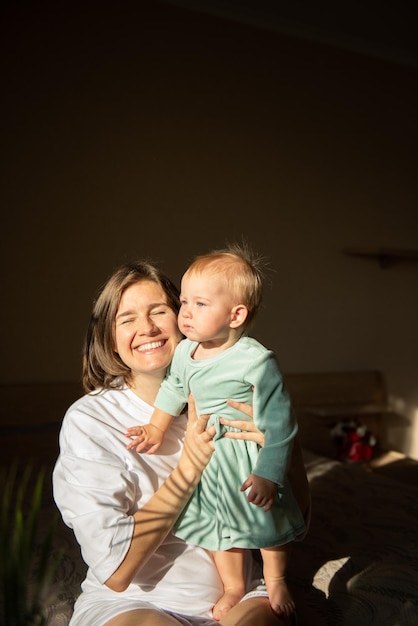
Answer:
[{"left": 184, "top": 241, "right": 266, "bottom": 330}]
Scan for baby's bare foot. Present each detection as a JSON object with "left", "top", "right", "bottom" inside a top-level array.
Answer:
[
  {"left": 212, "top": 588, "right": 244, "bottom": 621},
  {"left": 265, "top": 576, "right": 295, "bottom": 617}
]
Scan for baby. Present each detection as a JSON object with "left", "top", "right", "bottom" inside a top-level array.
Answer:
[{"left": 126, "top": 242, "right": 305, "bottom": 620}]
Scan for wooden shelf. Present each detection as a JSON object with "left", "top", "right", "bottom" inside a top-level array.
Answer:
[{"left": 343, "top": 247, "right": 418, "bottom": 268}]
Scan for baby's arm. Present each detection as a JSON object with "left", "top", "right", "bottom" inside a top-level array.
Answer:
[
  {"left": 221, "top": 400, "right": 277, "bottom": 511},
  {"left": 240, "top": 473, "right": 278, "bottom": 512},
  {"left": 126, "top": 408, "right": 174, "bottom": 454}
]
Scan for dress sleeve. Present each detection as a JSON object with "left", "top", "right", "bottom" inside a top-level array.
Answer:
[
  {"left": 154, "top": 342, "right": 189, "bottom": 416},
  {"left": 245, "top": 351, "right": 297, "bottom": 484},
  {"left": 52, "top": 409, "right": 137, "bottom": 585}
]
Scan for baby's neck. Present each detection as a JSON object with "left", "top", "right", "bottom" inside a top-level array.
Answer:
[{"left": 193, "top": 336, "right": 239, "bottom": 360}]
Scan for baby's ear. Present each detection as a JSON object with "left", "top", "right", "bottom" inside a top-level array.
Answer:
[{"left": 230, "top": 304, "right": 248, "bottom": 328}]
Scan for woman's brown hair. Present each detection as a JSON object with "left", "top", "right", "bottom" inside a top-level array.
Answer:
[{"left": 82, "top": 261, "right": 180, "bottom": 392}]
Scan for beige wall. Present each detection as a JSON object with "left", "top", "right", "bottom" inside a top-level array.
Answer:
[{"left": 2, "top": 2, "right": 417, "bottom": 456}]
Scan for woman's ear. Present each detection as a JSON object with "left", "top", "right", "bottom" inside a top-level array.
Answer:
[{"left": 230, "top": 304, "right": 248, "bottom": 328}]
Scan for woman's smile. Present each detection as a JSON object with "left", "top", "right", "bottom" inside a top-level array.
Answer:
[{"left": 136, "top": 340, "right": 166, "bottom": 353}]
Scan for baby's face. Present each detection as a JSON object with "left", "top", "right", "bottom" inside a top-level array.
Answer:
[{"left": 178, "top": 271, "right": 236, "bottom": 345}]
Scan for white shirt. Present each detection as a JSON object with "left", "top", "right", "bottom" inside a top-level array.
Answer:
[{"left": 53, "top": 386, "right": 225, "bottom": 624}]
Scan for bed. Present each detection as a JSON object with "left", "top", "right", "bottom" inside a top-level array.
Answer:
[
  {"left": 292, "top": 448, "right": 418, "bottom": 625},
  {"left": 1, "top": 375, "right": 417, "bottom": 626}
]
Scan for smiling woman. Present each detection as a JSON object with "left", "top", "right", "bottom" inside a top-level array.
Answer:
[{"left": 53, "top": 260, "right": 293, "bottom": 626}]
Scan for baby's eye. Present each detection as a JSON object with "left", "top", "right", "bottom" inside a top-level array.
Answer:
[{"left": 196, "top": 301, "right": 205, "bottom": 307}]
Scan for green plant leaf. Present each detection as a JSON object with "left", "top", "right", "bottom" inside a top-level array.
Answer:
[{"left": 0, "top": 461, "right": 63, "bottom": 626}]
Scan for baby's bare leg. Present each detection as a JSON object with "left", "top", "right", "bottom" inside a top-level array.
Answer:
[
  {"left": 212, "top": 548, "right": 246, "bottom": 621},
  {"left": 261, "top": 543, "right": 295, "bottom": 617}
]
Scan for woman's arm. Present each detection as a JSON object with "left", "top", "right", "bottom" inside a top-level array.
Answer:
[{"left": 105, "top": 396, "right": 215, "bottom": 592}]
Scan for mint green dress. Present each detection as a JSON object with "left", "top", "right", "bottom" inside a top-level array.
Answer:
[{"left": 155, "top": 336, "right": 305, "bottom": 550}]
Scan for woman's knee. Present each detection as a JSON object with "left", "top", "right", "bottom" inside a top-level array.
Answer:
[
  {"left": 104, "top": 608, "right": 183, "bottom": 626},
  {"left": 220, "top": 596, "right": 285, "bottom": 625}
]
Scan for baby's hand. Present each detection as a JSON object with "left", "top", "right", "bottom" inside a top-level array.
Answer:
[
  {"left": 126, "top": 424, "right": 164, "bottom": 454},
  {"left": 241, "top": 473, "right": 278, "bottom": 512}
]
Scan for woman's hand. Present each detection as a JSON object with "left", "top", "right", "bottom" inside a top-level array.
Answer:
[
  {"left": 179, "top": 395, "right": 216, "bottom": 477},
  {"left": 220, "top": 399, "right": 265, "bottom": 447}
]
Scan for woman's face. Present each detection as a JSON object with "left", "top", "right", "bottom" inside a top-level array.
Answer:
[{"left": 114, "top": 280, "right": 182, "bottom": 378}]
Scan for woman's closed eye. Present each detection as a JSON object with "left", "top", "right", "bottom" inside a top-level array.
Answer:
[
  {"left": 150, "top": 305, "right": 171, "bottom": 316},
  {"left": 118, "top": 317, "right": 135, "bottom": 325}
]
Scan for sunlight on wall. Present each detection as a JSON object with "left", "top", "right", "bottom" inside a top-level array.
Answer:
[
  {"left": 408, "top": 409, "right": 418, "bottom": 460},
  {"left": 387, "top": 395, "right": 418, "bottom": 460}
]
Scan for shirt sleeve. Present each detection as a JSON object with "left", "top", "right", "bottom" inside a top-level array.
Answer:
[
  {"left": 244, "top": 351, "right": 297, "bottom": 484},
  {"left": 52, "top": 409, "right": 137, "bottom": 585}
]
